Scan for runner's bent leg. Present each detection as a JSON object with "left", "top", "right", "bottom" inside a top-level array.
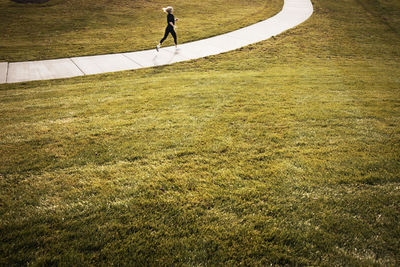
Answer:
[
  {"left": 160, "top": 27, "right": 170, "bottom": 44},
  {"left": 171, "top": 29, "right": 177, "bottom": 45}
]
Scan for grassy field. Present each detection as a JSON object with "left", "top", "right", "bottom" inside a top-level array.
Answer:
[
  {"left": 0, "top": 0, "right": 281, "bottom": 62},
  {"left": 1, "top": 0, "right": 400, "bottom": 265}
]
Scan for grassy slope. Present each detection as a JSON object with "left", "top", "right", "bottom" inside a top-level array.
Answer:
[
  {"left": 1, "top": 0, "right": 400, "bottom": 265},
  {"left": 0, "top": 0, "right": 280, "bottom": 62}
]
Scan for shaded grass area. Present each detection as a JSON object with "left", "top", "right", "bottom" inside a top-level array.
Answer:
[
  {"left": 0, "top": 0, "right": 282, "bottom": 62},
  {"left": 1, "top": 0, "right": 400, "bottom": 265}
]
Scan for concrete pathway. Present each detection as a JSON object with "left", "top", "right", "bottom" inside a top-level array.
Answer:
[{"left": 0, "top": 0, "right": 313, "bottom": 84}]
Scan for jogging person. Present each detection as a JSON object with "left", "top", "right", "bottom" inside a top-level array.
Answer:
[{"left": 156, "top": 6, "right": 178, "bottom": 51}]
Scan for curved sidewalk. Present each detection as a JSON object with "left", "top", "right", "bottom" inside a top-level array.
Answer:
[{"left": 0, "top": 0, "right": 313, "bottom": 84}]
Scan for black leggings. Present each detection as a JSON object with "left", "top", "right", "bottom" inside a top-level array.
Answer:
[{"left": 160, "top": 26, "right": 177, "bottom": 45}]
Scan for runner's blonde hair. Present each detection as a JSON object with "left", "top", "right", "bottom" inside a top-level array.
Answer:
[{"left": 162, "top": 6, "right": 173, "bottom": 13}]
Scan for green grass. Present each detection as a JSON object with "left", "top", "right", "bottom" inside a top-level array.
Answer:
[
  {"left": 1, "top": 0, "right": 400, "bottom": 265},
  {"left": 0, "top": 0, "right": 282, "bottom": 62}
]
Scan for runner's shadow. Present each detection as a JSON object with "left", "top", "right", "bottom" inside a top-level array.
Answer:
[{"left": 151, "top": 49, "right": 180, "bottom": 65}]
